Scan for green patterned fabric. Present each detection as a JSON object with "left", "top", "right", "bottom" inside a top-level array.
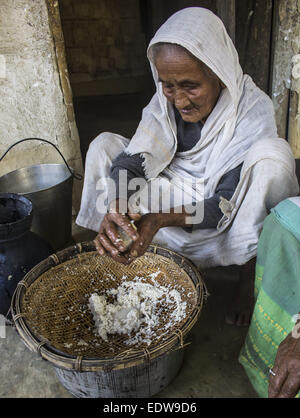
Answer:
[{"left": 239, "top": 198, "right": 300, "bottom": 398}]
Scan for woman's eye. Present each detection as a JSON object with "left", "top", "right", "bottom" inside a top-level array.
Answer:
[
  {"left": 162, "top": 85, "right": 174, "bottom": 96},
  {"left": 184, "top": 85, "right": 198, "bottom": 91}
]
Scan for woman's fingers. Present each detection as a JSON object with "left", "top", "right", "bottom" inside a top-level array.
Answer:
[
  {"left": 268, "top": 365, "right": 288, "bottom": 398},
  {"left": 129, "top": 237, "right": 147, "bottom": 259},
  {"left": 268, "top": 333, "right": 300, "bottom": 398},
  {"left": 269, "top": 365, "right": 300, "bottom": 398},
  {"left": 268, "top": 340, "right": 289, "bottom": 398},
  {"left": 276, "top": 372, "right": 300, "bottom": 398},
  {"left": 107, "top": 213, "right": 138, "bottom": 243},
  {"left": 94, "top": 210, "right": 143, "bottom": 263},
  {"left": 111, "top": 251, "right": 132, "bottom": 265},
  {"left": 106, "top": 213, "right": 139, "bottom": 250},
  {"left": 95, "top": 231, "right": 132, "bottom": 263},
  {"left": 104, "top": 221, "right": 127, "bottom": 252},
  {"left": 98, "top": 231, "right": 121, "bottom": 257},
  {"left": 128, "top": 212, "right": 142, "bottom": 222},
  {"left": 127, "top": 214, "right": 158, "bottom": 259},
  {"left": 109, "top": 199, "right": 140, "bottom": 239},
  {"left": 118, "top": 216, "right": 139, "bottom": 241},
  {"left": 98, "top": 213, "right": 137, "bottom": 254},
  {"left": 94, "top": 235, "right": 133, "bottom": 264},
  {"left": 93, "top": 236, "right": 106, "bottom": 256}
]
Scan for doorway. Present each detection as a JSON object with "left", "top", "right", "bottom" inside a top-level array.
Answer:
[{"left": 58, "top": 0, "right": 274, "bottom": 163}]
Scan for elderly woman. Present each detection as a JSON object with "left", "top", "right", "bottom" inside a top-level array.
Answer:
[{"left": 76, "top": 8, "right": 299, "bottom": 326}]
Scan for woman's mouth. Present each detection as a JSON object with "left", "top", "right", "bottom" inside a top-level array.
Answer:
[{"left": 179, "top": 107, "right": 194, "bottom": 115}]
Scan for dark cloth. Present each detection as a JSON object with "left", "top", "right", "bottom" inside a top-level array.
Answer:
[
  {"left": 109, "top": 108, "right": 243, "bottom": 229},
  {"left": 183, "top": 163, "right": 242, "bottom": 231},
  {"left": 109, "top": 152, "right": 145, "bottom": 203},
  {"left": 174, "top": 107, "right": 203, "bottom": 152}
]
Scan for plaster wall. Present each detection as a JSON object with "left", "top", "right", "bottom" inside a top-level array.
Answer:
[{"left": 0, "top": 0, "right": 83, "bottom": 211}]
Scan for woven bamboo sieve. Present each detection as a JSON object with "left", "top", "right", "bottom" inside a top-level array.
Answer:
[{"left": 11, "top": 242, "right": 206, "bottom": 372}]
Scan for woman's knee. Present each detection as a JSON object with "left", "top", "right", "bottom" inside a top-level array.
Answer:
[
  {"left": 87, "top": 132, "right": 114, "bottom": 156},
  {"left": 86, "top": 132, "right": 128, "bottom": 163}
]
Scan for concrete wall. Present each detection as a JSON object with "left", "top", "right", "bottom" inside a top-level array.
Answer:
[{"left": 0, "top": 0, "right": 83, "bottom": 211}]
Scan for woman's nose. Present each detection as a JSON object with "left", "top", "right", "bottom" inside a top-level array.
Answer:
[{"left": 174, "top": 89, "right": 189, "bottom": 108}]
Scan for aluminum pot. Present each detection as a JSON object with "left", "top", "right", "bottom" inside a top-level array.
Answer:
[{"left": 0, "top": 138, "right": 82, "bottom": 250}]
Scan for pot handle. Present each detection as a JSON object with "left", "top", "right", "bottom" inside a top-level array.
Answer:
[{"left": 0, "top": 138, "right": 83, "bottom": 180}]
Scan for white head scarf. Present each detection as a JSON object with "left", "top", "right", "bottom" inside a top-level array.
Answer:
[
  {"left": 147, "top": 7, "right": 243, "bottom": 108},
  {"left": 125, "top": 7, "right": 279, "bottom": 197}
]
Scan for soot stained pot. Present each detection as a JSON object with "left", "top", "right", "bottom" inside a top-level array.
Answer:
[{"left": 0, "top": 193, "right": 52, "bottom": 316}]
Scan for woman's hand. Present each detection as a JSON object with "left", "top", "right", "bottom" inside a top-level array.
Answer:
[
  {"left": 126, "top": 213, "right": 162, "bottom": 262},
  {"left": 268, "top": 327, "right": 300, "bottom": 398},
  {"left": 127, "top": 209, "right": 191, "bottom": 262},
  {"left": 94, "top": 203, "right": 190, "bottom": 265},
  {"left": 94, "top": 199, "right": 141, "bottom": 264}
]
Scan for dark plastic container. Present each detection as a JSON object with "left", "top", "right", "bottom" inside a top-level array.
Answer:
[{"left": 0, "top": 193, "right": 52, "bottom": 316}]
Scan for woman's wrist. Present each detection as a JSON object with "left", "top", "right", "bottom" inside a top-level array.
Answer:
[
  {"left": 152, "top": 208, "right": 192, "bottom": 229},
  {"left": 109, "top": 201, "right": 192, "bottom": 229}
]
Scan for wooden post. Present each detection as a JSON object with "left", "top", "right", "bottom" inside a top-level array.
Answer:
[
  {"left": 216, "top": 0, "right": 236, "bottom": 44},
  {"left": 271, "top": 0, "right": 300, "bottom": 156},
  {"left": 45, "top": 0, "right": 75, "bottom": 124},
  {"left": 289, "top": 54, "right": 300, "bottom": 158},
  {"left": 45, "top": 0, "right": 83, "bottom": 211},
  {"left": 235, "top": 0, "right": 273, "bottom": 94}
]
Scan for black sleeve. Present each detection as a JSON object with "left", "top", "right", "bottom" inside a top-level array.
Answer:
[
  {"left": 108, "top": 152, "right": 145, "bottom": 205},
  {"left": 108, "top": 152, "right": 242, "bottom": 231},
  {"left": 183, "top": 163, "right": 243, "bottom": 231}
]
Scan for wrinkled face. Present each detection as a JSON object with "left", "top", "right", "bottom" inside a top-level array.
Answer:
[{"left": 155, "top": 45, "right": 223, "bottom": 123}]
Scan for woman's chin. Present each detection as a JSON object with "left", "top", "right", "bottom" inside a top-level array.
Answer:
[{"left": 180, "top": 111, "right": 203, "bottom": 123}]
